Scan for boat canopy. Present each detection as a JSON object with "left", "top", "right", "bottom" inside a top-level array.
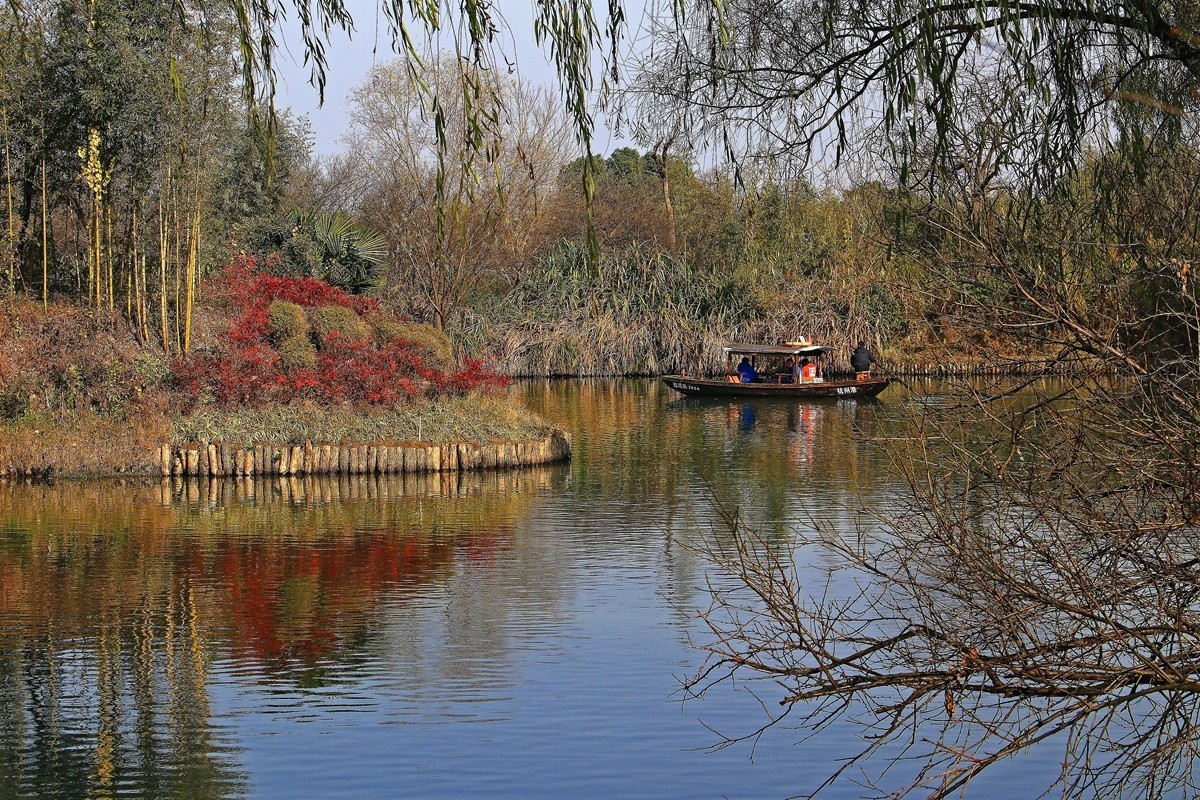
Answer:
[{"left": 722, "top": 343, "right": 834, "bottom": 358}]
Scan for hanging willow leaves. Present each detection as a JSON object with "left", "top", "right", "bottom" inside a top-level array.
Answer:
[{"left": 625, "top": 0, "right": 1200, "bottom": 188}]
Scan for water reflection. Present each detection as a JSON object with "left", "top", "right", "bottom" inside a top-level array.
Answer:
[
  {"left": 0, "top": 381, "right": 922, "bottom": 799},
  {"left": 0, "top": 469, "right": 567, "bottom": 798}
]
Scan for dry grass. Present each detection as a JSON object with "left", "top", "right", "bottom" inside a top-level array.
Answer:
[
  {"left": 0, "top": 409, "right": 172, "bottom": 476},
  {"left": 1, "top": 394, "right": 556, "bottom": 476},
  {"left": 170, "top": 394, "right": 555, "bottom": 447}
]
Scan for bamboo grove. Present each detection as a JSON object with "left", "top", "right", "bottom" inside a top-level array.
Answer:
[{"left": 0, "top": 0, "right": 304, "bottom": 354}]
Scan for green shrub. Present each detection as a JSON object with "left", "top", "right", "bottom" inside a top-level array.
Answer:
[
  {"left": 268, "top": 300, "right": 309, "bottom": 341},
  {"left": 375, "top": 318, "right": 455, "bottom": 371},
  {"left": 312, "top": 305, "right": 370, "bottom": 346},
  {"left": 278, "top": 336, "right": 318, "bottom": 371}
]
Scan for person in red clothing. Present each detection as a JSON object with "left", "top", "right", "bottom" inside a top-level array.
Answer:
[{"left": 799, "top": 358, "right": 817, "bottom": 381}]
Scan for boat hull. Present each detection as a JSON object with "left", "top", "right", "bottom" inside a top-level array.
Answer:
[{"left": 661, "top": 375, "right": 890, "bottom": 399}]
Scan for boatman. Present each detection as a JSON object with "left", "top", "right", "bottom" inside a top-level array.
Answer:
[
  {"left": 737, "top": 356, "right": 758, "bottom": 383},
  {"left": 850, "top": 341, "right": 876, "bottom": 380}
]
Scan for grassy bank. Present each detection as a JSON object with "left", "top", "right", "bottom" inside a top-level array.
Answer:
[
  {"left": 172, "top": 395, "right": 557, "bottom": 447},
  {"left": 1, "top": 397, "right": 558, "bottom": 478}
]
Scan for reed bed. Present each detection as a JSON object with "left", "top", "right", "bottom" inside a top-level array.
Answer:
[
  {"left": 0, "top": 410, "right": 171, "bottom": 478},
  {"left": 455, "top": 243, "right": 757, "bottom": 376},
  {"left": 453, "top": 243, "right": 1059, "bottom": 377}
]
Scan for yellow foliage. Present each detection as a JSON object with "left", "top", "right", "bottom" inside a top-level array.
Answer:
[{"left": 374, "top": 318, "right": 455, "bottom": 371}]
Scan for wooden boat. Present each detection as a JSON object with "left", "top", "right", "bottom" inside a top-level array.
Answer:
[{"left": 661, "top": 343, "right": 890, "bottom": 399}]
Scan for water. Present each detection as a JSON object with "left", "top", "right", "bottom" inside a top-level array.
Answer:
[{"left": 0, "top": 379, "right": 1048, "bottom": 798}]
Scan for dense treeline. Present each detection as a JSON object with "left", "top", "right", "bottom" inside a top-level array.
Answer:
[
  {"left": 2, "top": 11, "right": 1195, "bottom": 384},
  {"left": 0, "top": 0, "right": 314, "bottom": 352}
]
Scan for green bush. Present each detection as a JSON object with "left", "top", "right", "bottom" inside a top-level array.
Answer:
[
  {"left": 312, "top": 305, "right": 370, "bottom": 346},
  {"left": 278, "top": 336, "right": 318, "bottom": 371},
  {"left": 375, "top": 318, "right": 455, "bottom": 371},
  {"left": 268, "top": 300, "right": 309, "bottom": 341}
]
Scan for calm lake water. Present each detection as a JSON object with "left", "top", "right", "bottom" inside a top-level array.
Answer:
[{"left": 0, "top": 379, "right": 1056, "bottom": 799}]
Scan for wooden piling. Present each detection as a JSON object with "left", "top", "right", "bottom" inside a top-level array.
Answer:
[{"left": 144, "top": 425, "right": 571, "bottom": 485}]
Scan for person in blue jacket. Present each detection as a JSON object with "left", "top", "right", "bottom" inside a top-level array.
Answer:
[{"left": 736, "top": 356, "right": 758, "bottom": 383}]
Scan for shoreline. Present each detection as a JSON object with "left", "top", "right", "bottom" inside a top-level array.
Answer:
[
  {"left": 0, "top": 430, "right": 571, "bottom": 481},
  {"left": 156, "top": 432, "right": 571, "bottom": 478}
]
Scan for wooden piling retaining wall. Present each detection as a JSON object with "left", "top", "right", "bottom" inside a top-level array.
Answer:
[{"left": 152, "top": 430, "right": 572, "bottom": 478}]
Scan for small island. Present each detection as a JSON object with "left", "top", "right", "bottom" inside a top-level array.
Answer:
[{"left": 0, "top": 258, "right": 569, "bottom": 479}]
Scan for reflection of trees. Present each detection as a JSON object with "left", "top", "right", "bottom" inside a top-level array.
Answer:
[
  {"left": 0, "top": 588, "right": 244, "bottom": 799},
  {"left": 0, "top": 470, "right": 561, "bottom": 795},
  {"left": 518, "top": 379, "right": 899, "bottom": 521}
]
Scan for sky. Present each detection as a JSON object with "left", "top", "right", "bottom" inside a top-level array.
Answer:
[{"left": 273, "top": 0, "right": 646, "bottom": 158}]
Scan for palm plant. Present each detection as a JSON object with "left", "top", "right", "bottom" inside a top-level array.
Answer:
[{"left": 246, "top": 210, "right": 388, "bottom": 294}]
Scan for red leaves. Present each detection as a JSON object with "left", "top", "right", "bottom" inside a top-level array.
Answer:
[
  {"left": 445, "top": 356, "right": 510, "bottom": 393},
  {"left": 173, "top": 257, "right": 504, "bottom": 408},
  {"left": 222, "top": 254, "right": 378, "bottom": 315}
]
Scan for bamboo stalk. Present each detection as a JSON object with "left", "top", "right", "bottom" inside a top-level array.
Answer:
[
  {"left": 2, "top": 105, "right": 14, "bottom": 296},
  {"left": 40, "top": 155, "right": 47, "bottom": 309},
  {"left": 159, "top": 185, "right": 169, "bottom": 352}
]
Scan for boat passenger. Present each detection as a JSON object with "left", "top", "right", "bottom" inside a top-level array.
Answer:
[
  {"left": 850, "top": 341, "right": 876, "bottom": 379},
  {"left": 781, "top": 357, "right": 795, "bottom": 384},
  {"left": 736, "top": 356, "right": 758, "bottom": 383},
  {"left": 799, "top": 358, "right": 817, "bottom": 381}
]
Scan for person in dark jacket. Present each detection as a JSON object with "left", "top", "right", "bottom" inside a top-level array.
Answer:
[{"left": 850, "top": 341, "right": 876, "bottom": 378}]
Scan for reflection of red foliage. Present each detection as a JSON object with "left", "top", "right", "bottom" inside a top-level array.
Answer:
[
  {"left": 171, "top": 256, "right": 506, "bottom": 407},
  {"left": 206, "top": 527, "right": 514, "bottom": 664}
]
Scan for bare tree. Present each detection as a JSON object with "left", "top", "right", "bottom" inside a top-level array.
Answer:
[{"left": 343, "top": 54, "right": 572, "bottom": 328}]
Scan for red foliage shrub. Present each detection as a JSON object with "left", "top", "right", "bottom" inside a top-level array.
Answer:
[
  {"left": 173, "top": 257, "right": 505, "bottom": 408},
  {"left": 221, "top": 255, "right": 378, "bottom": 315}
]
